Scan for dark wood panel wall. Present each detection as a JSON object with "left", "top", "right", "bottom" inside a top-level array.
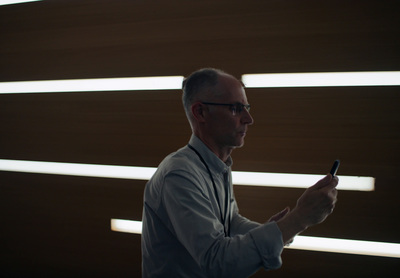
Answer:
[{"left": 1, "top": 1, "right": 399, "bottom": 277}]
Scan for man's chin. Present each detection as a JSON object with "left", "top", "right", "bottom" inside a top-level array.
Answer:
[{"left": 233, "top": 139, "right": 245, "bottom": 149}]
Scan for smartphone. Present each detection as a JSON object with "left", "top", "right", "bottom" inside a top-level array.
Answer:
[{"left": 330, "top": 160, "right": 340, "bottom": 177}]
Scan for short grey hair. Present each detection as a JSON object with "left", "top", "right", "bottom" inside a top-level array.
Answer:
[{"left": 182, "top": 68, "right": 224, "bottom": 121}]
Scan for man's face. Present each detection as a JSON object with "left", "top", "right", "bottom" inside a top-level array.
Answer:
[{"left": 203, "top": 75, "right": 254, "bottom": 150}]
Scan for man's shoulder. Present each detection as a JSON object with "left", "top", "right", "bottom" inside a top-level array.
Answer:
[
  {"left": 160, "top": 146, "right": 198, "bottom": 174},
  {"left": 146, "top": 146, "right": 204, "bottom": 192}
]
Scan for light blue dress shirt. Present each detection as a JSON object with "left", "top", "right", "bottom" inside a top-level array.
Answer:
[{"left": 142, "top": 135, "right": 284, "bottom": 277}]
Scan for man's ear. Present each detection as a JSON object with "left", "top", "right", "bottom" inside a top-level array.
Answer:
[{"left": 191, "top": 102, "right": 206, "bottom": 123}]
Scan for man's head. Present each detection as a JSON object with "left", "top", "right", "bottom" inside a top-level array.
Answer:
[
  {"left": 182, "top": 68, "right": 254, "bottom": 160},
  {"left": 182, "top": 68, "right": 222, "bottom": 123}
]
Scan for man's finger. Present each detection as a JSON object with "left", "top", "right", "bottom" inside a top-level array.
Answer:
[{"left": 311, "top": 174, "right": 333, "bottom": 190}]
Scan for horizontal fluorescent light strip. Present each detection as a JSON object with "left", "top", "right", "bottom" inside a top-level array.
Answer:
[
  {"left": 0, "top": 159, "right": 374, "bottom": 191},
  {"left": 232, "top": 171, "right": 374, "bottom": 191},
  {"left": 1, "top": 71, "right": 399, "bottom": 94},
  {"left": 287, "top": 235, "right": 400, "bottom": 258},
  {"left": 111, "top": 219, "right": 143, "bottom": 234},
  {"left": 0, "top": 0, "right": 41, "bottom": 5},
  {"left": 242, "top": 71, "right": 400, "bottom": 88},
  {"left": 110, "top": 219, "right": 400, "bottom": 258},
  {"left": 0, "top": 76, "right": 184, "bottom": 94}
]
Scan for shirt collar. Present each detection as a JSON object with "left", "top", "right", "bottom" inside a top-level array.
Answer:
[{"left": 188, "top": 134, "right": 232, "bottom": 175}]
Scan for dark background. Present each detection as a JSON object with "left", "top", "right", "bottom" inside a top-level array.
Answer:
[{"left": 1, "top": 0, "right": 399, "bottom": 277}]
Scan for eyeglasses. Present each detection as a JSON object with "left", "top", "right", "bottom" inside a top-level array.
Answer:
[{"left": 201, "top": 102, "right": 251, "bottom": 115}]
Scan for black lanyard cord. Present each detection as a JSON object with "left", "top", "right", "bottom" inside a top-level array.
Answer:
[{"left": 188, "top": 144, "right": 230, "bottom": 237}]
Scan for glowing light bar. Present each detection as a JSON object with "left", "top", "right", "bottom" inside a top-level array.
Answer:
[
  {"left": 2, "top": 71, "right": 398, "bottom": 94},
  {"left": 232, "top": 171, "right": 375, "bottom": 191},
  {"left": 287, "top": 235, "right": 400, "bottom": 258},
  {"left": 0, "top": 76, "right": 184, "bottom": 94},
  {"left": 0, "top": 159, "right": 374, "bottom": 191},
  {"left": 111, "top": 219, "right": 142, "bottom": 234},
  {"left": 241, "top": 71, "right": 400, "bottom": 88},
  {"left": 110, "top": 219, "right": 400, "bottom": 258},
  {"left": 0, "top": 0, "right": 41, "bottom": 5},
  {"left": 0, "top": 159, "right": 156, "bottom": 180}
]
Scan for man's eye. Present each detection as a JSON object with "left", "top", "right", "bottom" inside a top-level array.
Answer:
[{"left": 230, "top": 105, "right": 239, "bottom": 113}]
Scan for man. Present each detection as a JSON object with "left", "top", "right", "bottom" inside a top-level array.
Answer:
[{"left": 141, "top": 68, "right": 338, "bottom": 277}]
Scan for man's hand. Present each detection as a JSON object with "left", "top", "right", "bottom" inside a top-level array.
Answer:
[
  {"left": 276, "top": 174, "right": 338, "bottom": 244},
  {"left": 268, "top": 207, "right": 290, "bottom": 223},
  {"left": 293, "top": 174, "right": 338, "bottom": 227}
]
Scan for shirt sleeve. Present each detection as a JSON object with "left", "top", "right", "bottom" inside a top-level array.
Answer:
[
  {"left": 249, "top": 221, "right": 284, "bottom": 270},
  {"left": 160, "top": 171, "right": 284, "bottom": 277},
  {"left": 229, "top": 198, "right": 261, "bottom": 236}
]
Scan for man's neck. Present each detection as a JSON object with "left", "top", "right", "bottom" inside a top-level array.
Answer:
[{"left": 194, "top": 133, "right": 232, "bottom": 163}]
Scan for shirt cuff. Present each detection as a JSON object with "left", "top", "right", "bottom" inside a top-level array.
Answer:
[{"left": 249, "top": 221, "right": 284, "bottom": 270}]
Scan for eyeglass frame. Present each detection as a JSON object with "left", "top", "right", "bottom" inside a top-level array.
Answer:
[{"left": 201, "top": 102, "right": 251, "bottom": 115}]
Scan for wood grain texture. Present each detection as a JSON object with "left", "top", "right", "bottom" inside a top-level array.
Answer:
[{"left": 1, "top": 1, "right": 399, "bottom": 277}]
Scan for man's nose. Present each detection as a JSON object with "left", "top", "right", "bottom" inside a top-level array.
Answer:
[{"left": 242, "top": 108, "right": 254, "bottom": 125}]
